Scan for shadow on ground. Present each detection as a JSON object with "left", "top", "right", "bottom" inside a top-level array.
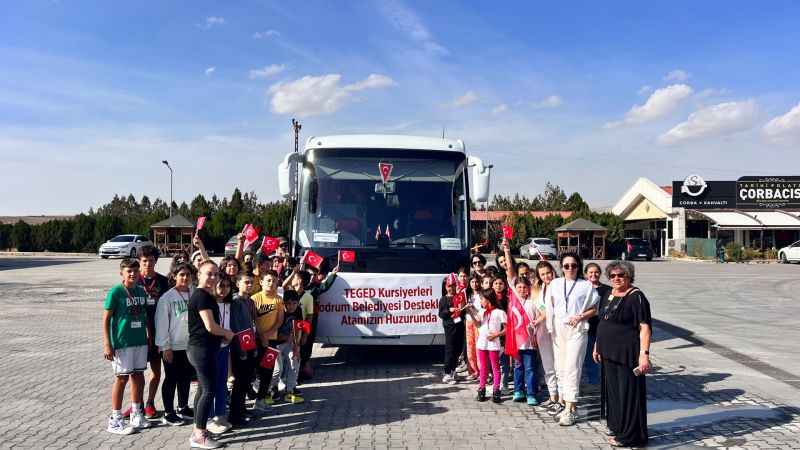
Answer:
[
  {"left": 0, "top": 257, "right": 93, "bottom": 271},
  {"left": 221, "top": 346, "right": 451, "bottom": 445}
]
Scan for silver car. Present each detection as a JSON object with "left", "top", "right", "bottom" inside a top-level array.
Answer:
[
  {"left": 519, "top": 237, "right": 557, "bottom": 260},
  {"left": 99, "top": 234, "right": 153, "bottom": 259}
]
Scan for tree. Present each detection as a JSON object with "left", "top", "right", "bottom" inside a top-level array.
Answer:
[
  {"left": 0, "top": 223, "right": 12, "bottom": 250},
  {"left": 566, "top": 192, "right": 590, "bottom": 214},
  {"left": 190, "top": 194, "right": 210, "bottom": 218},
  {"left": 11, "top": 221, "right": 32, "bottom": 251},
  {"left": 537, "top": 182, "right": 568, "bottom": 211}
]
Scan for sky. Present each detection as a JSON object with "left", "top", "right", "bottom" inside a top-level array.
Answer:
[{"left": 2, "top": 1, "right": 800, "bottom": 215}]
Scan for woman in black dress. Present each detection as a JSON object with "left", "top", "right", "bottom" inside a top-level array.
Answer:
[
  {"left": 593, "top": 260, "right": 651, "bottom": 448},
  {"left": 186, "top": 260, "right": 234, "bottom": 449}
]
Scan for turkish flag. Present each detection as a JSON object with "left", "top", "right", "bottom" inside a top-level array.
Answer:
[
  {"left": 504, "top": 290, "right": 531, "bottom": 360},
  {"left": 260, "top": 346, "right": 279, "bottom": 369},
  {"left": 196, "top": 216, "right": 206, "bottom": 231},
  {"left": 295, "top": 320, "right": 312, "bottom": 334},
  {"left": 379, "top": 162, "right": 393, "bottom": 183},
  {"left": 502, "top": 224, "right": 514, "bottom": 240},
  {"left": 339, "top": 250, "right": 356, "bottom": 264},
  {"left": 303, "top": 250, "right": 324, "bottom": 269},
  {"left": 242, "top": 224, "right": 260, "bottom": 249},
  {"left": 237, "top": 328, "right": 256, "bottom": 352},
  {"left": 261, "top": 236, "right": 280, "bottom": 255}
]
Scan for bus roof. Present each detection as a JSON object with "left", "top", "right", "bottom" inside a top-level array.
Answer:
[{"left": 304, "top": 134, "right": 465, "bottom": 153}]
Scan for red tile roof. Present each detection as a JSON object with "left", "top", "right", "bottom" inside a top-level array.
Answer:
[
  {"left": 661, "top": 186, "right": 673, "bottom": 195},
  {"left": 470, "top": 210, "right": 573, "bottom": 221}
]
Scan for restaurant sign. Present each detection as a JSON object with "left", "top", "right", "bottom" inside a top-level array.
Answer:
[{"left": 672, "top": 175, "right": 800, "bottom": 210}]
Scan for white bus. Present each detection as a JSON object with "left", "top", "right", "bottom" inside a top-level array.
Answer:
[{"left": 277, "top": 134, "right": 490, "bottom": 345}]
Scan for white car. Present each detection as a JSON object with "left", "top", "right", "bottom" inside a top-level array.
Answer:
[
  {"left": 519, "top": 237, "right": 557, "bottom": 260},
  {"left": 99, "top": 234, "right": 153, "bottom": 259},
  {"left": 778, "top": 240, "right": 800, "bottom": 263}
]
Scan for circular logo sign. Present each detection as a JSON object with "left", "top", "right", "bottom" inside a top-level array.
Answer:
[{"left": 681, "top": 174, "right": 707, "bottom": 197}]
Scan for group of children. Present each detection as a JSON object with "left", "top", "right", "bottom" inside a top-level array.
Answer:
[
  {"left": 102, "top": 235, "right": 337, "bottom": 447},
  {"left": 439, "top": 239, "right": 605, "bottom": 427}
]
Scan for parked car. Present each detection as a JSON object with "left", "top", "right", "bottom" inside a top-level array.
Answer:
[
  {"left": 519, "top": 237, "right": 557, "bottom": 260},
  {"left": 778, "top": 240, "right": 800, "bottom": 263},
  {"left": 620, "top": 238, "right": 654, "bottom": 261},
  {"left": 98, "top": 234, "right": 153, "bottom": 259},
  {"left": 224, "top": 235, "right": 239, "bottom": 257}
]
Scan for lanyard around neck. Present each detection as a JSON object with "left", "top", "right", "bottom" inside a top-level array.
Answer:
[{"left": 563, "top": 279, "right": 578, "bottom": 314}]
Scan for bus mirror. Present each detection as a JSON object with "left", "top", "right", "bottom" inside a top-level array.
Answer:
[
  {"left": 278, "top": 153, "right": 303, "bottom": 198},
  {"left": 468, "top": 156, "right": 491, "bottom": 202}
]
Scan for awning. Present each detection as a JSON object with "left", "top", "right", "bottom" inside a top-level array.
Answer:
[
  {"left": 749, "top": 211, "right": 800, "bottom": 229},
  {"left": 693, "top": 210, "right": 800, "bottom": 230}
]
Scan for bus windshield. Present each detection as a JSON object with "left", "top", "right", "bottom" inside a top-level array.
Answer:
[{"left": 296, "top": 149, "right": 467, "bottom": 251}]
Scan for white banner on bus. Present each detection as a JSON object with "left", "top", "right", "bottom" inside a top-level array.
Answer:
[{"left": 317, "top": 273, "right": 446, "bottom": 337}]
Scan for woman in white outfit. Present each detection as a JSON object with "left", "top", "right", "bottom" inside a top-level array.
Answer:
[
  {"left": 547, "top": 252, "right": 599, "bottom": 426},
  {"left": 531, "top": 261, "right": 558, "bottom": 410}
]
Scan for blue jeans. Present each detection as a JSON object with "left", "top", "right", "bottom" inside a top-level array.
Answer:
[
  {"left": 583, "top": 334, "right": 600, "bottom": 385},
  {"left": 513, "top": 349, "right": 538, "bottom": 396},
  {"left": 211, "top": 345, "right": 230, "bottom": 418}
]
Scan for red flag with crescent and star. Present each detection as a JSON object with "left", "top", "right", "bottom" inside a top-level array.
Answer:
[
  {"left": 303, "top": 250, "right": 324, "bottom": 270},
  {"left": 237, "top": 328, "right": 257, "bottom": 352},
  {"left": 260, "top": 346, "right": 280, "bottom": 369},
  {"left": 339, "top": 250, "right": 356, "bottom": 264},
  {"left": 260, "top": 236, "right": 280, "bottom": 255}
]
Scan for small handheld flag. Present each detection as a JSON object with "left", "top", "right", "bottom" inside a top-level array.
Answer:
[
  {"left": 237, "top": 328, "right": 256, "bottom": 352},
  {"left": 303, "top": 250, "right": 324, "bottom": 269},
  {"left": 196, "top": 216, "right": 206, "bottom": 231},
  {"left": 502, "top": 224, "right": 514, "bottom": 240},
  {"left": 260, "top": 346, "right": 279, "bottom": 369}
]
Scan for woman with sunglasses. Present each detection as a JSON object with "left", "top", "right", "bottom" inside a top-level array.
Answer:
[
  {"left": 471, "top": 254, "right": 487, "bottom": 277},
  {"left": 593, "top": 260, "right": 651, "bottom": 448},
  {"left": 547, "top": 252, "right": 599, "bottom": 426}
]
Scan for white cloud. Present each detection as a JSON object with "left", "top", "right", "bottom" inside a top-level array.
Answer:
[
  {"left": 204, "top": 66, "right": 216, "bottom": 77},
  {"left": 638, "top": 85, "right": 652, "bottom": 96},
  {"left": 658, "top": 100, "right": 758, "bottom": 145},
  {"left": 248, "top": 64, "right": 286, "bottom": 79},
  {"left": 763, "top": 102, "right": 800, "bottom": 142},
  {"left": 344, "top": 73, "right": 396, "bottom": 91},
  {"left": 452, "top": 91, "right": 478, "bottom": 107},
  {"left": 376, "top": 0, "right": 448, "bottom": 55},
  {"left": 201, "top": 16, "right": 226, "bottom": 29},
  {"left": 492, "top": 103, "right": 509, "bottom": 115},
  {"left": 253, "top": 30, "right": 280, "bottom": 39},
  {"left": 532, "top": 95, "right": 563, "bottom": 109},
  {"left": 664, "top": 69, "right": 690, "bottom": 82},
  {"left": 268, "top": 73, "right": 395, "bottom": 117},
  {"left": 605, "top": 84, "right": 693, "bottom": 128}
]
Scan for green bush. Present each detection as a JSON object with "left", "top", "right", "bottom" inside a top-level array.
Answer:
[
  {"left": 741, "top": 247, "right": 762, "bottom": 260},
  {"left": 725, "top": 242, "right": 744, "bottom": 262}
]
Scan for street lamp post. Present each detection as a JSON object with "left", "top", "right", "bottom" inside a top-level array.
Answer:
[{"left": 162, "top": 160, "right": 173, "bottom": 217}]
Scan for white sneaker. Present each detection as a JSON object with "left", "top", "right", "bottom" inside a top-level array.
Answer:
[
  {"left": 190, "top": 431, "right": 222, "bottom": 449},
  {"left": 107, "top": 415, "right": 134, "bottom": 435},
  {"left": 206, "top": 417, "right": 231, "bottom": 435},
  {"left": 559, "top": 410, "right": 576, "bottom": 426},
  {"left": 441, "top": 373, "right": 453, "bottom": 383},
  {"left": 130, "top": 411, "right": 151, "bottom": 429}
]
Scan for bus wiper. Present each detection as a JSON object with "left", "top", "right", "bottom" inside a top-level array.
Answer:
[{"left": 390, "top": 241, "right": 433, "bottom": 250}]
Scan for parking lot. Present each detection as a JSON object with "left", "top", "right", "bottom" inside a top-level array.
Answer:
[{"left": 0, "top": 256, "right": 799, "bottom": 449}]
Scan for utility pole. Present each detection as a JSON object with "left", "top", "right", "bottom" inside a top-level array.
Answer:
[
  {"left": 292, "top": 118, "right": 301, "bottom": 153},
  {"left": 162, "top": 160, "right": 173, "bottom": 217},
  {"left": 289, "top": 119, "right": 302, "bottom": 257}
]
